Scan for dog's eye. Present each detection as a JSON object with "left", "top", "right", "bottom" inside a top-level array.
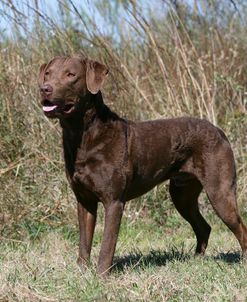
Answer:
[
  {"left": 45, "top": 71, "right": 49, "bottom": 76},
  {"left": 67, "top": 72, "right": 76, "bottom": 77}
]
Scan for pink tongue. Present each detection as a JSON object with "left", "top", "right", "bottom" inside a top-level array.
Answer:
[{"left": 43, "top": 105, "right": 57, "bottom": 112}]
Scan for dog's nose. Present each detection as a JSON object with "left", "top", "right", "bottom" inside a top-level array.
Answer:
[{"left": 40, "top": 84, "right": 53, "bottom": 96}]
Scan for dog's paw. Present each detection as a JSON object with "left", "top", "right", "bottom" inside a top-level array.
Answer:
[{"left": 77, "top": 257, "right": 90, "bottom": 272}]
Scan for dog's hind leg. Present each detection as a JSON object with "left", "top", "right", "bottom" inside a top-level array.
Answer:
[
  {"left": 203, "top": 174, "right": 247, "bottom": 260},
  {"left": 196, "top": 144, "right": 247, "bottom": 260},
  {"left": 169, "top": 176, "right": 211, "bottom": 255}
]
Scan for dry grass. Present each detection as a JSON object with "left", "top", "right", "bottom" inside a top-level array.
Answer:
[{"left": 0, "top": 0, "right": 246, "bottom": 232}]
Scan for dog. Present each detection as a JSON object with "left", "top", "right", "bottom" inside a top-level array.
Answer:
[{"left": 38, "top": 56, "right": 247, "bottom": 275}]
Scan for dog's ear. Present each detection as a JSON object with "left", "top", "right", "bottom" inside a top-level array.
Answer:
[
  {"left": 38, "top": 63, "right": 47, "bottom": 86},
  {"left": 86, "top": 60, "right": 109, "bottom": 94}
]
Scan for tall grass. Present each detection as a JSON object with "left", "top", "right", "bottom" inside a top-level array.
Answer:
[{"left": 0, "top": 0, "right": 246, "bottom": 237}]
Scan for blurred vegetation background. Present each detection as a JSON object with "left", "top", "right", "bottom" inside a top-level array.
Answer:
[{"left": 0, "top": 0, "right": 246, "bottom": 239}]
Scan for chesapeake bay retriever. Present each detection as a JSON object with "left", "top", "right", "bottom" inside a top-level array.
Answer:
[{"left": 38, "top": 56, "right": 247, "bottom": 275}]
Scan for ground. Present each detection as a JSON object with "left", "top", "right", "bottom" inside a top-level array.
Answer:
[{"left": 1, "top": 198, "right": 247, "bottom": 302}]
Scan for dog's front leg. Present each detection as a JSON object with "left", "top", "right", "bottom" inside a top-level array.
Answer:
[
  {"left": 97, "top": 200, "right": 124, "bottom": 275},
  {"left": 77, "top": 201, "right": 98, "bottom": 268}
]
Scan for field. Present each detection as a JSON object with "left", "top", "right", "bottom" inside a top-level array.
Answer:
[
  {"left": 1, "top": 214, "right": 247, "bottom": 301},
  {"left": 0, "top": 1, "right": 247, "bottom": 301}
]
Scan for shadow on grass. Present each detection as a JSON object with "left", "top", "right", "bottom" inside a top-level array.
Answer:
[
  {"left": 113, "top": 248, "right": 191, "bottom": 272},
  {"left": 113, "top": 249, "right": 242, "bottom": 272},
  {"left": 213, "top": 252, "right": 241, "bottom": 264}
]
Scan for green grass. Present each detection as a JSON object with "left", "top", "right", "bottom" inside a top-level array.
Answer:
[{"left": 1, "top": 205, "right": 247, "bottom": 302}]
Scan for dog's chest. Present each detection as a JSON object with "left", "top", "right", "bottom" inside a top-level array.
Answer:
[
  {"left": 65, "top": 159, "right": 102, "bottom": 203},
  {"left": 67, "top": 138, "right": 127, "bottom": 202},
  {"left": 67, "top": 144, "right": 105, "bottom": 197}
]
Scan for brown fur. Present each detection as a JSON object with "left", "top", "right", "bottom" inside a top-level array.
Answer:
[{"left": 38, "top": 56, "right": 247, "bottom": 275}]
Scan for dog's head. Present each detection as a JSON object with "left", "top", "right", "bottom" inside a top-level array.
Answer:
[{"left": 38, "top": 56, "right": 108, "bottom": 118}]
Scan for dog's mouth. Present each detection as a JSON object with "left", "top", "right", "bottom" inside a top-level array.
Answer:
[{"left": 42, "top": 99, "right": 75, "bottom": 117}]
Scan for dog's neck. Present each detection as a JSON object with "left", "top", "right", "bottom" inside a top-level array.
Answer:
[
  {"left": 60, "top": 91, "right": 120, "bottom": 131},
  {"left": 59, "top": 91, "right": 122, "bottom": 176}
]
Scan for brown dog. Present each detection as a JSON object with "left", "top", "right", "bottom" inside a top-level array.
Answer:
[{"left": 38, "top": 56, "right": 247, "bottom": 275}]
